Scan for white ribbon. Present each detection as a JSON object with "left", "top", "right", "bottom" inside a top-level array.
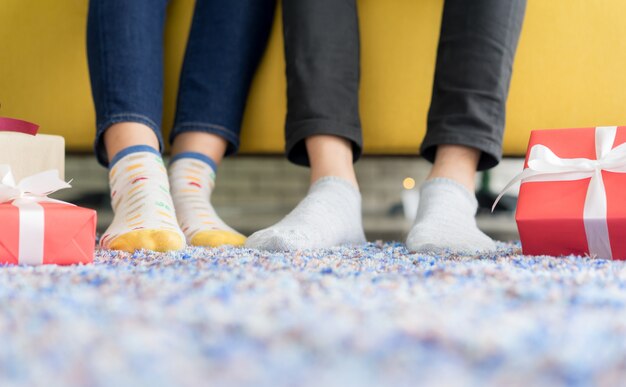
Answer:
[
  {"left": 494, "top": 126, "right": 626, "bottom": 259},
  {"left": 0, "top": 165, "right": 71, "bottom": 265}
]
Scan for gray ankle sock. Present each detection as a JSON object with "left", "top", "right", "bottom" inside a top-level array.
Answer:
[
  {"left": 406, "top": 178, "right": 496, "bottom": 254},
  {"left": 245, "top": 177, "right": 366, "bottom": 251}
]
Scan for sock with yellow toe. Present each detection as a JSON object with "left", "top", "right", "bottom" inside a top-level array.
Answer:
[
  {"left": 100, "top": 145, "right": 185, "bottom": 252},
  {"left": 169, "top": 152, "right": 246, "bottom": 247}
]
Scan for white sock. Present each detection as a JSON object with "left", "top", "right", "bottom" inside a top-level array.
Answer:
[
  {"left": 245, "top": 176, "right": 366, "bottom": 251},
  {"left": 169, "top": 153, "right": 246, "bottom": 247},
  {"left": 100, "top": 146, "right": 185, "bottom": 252},
  {"left": 406, "top": 178, "right": 496, "bottom": 254}
]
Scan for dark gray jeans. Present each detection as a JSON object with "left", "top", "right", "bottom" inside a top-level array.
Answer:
[{"left": 283, "top": 0, "right": 526, "bottom": 170}]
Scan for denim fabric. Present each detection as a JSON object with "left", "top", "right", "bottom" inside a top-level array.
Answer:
[{"left": 87, "top": 0, "right": 275, "bottom": 167}]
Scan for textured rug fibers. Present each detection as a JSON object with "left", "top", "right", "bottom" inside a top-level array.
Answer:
[{"left": 1, "top": 242, "right": 626, "bottom": 387}]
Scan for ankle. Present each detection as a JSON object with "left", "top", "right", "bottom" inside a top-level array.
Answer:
[
  {"left": 310, "top": 169, "right": 358, "bottom": 187},
  {"left": 104, "top": 122, "right": 160, "bottom": 163},
  {"left": 428, "top": 145, "right": 480, "bottom": 192},
  {"left": 171, "top": 132, "right": 227, "bottom": 164},
  {"left": 306, "top": 135, "right": 359, "bottom": 187}
]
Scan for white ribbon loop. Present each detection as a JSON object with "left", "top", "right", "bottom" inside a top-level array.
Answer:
[
  {"left": 0, "top": 165, "right": 72, "bottom": 265},
  {"left": 0, "top": 165, "right": 71, "bottom": 204},
  {"left": 494, "top": 126, "right": 626, "bottom": 259}
]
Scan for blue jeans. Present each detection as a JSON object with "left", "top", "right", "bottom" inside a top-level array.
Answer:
[{"left": 87, "top": 0, "right": 275, "bottom": 166}]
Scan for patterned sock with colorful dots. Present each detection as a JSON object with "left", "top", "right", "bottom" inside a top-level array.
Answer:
[
  {"left": 100, "top": 145, "right": 185, "bottom": 252},
  {"left": 168, "top": 153, "right": 246, "bottom": 247}
]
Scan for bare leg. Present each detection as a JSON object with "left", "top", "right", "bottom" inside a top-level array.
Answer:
[
  {"left": 426, "top": 145, "right": 480, "bottom": 191},
  {"left": 104, "top": 122, "right": 160, "bottom": 161},
  {"left": 171, "top": 132, "right": 228, "bottom": 164},
  {"left": 306, "top": 135, "right": 358, "bottom": 187}
]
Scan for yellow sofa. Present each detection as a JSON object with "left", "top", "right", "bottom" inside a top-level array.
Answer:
[{"left": 2, "top": 1, "right": 626, "bottom": 156}]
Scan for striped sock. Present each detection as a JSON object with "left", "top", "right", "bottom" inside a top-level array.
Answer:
[
  {"left": 100, "top": 145, "right": 185, "bottom": 252},
  {"left": 169, "top": 153, "right": 246, "bottom": 247}
]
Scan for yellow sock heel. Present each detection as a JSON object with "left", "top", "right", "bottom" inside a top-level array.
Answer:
[
  {"left": 108, "top": 229, "right": 185, "bottom": 253},
  {"left": 169, "top": 156, "right": 246, "bottom": 248},
  {"left": 190, "top": 230, "right": 246, "bottom": 247}
]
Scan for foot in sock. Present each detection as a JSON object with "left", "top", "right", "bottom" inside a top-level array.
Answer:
[
  {"left": 245, "top": 176, "right": 366, "bottom": 251},
  {"left": 406, "top": 178, "right": 496, "bottom": 254},
  {"left": 100, "top": 146, "right": 185, "bottom": 252},
  {"left": 169, "top": 153, "right": 246, "bottom": 247}
]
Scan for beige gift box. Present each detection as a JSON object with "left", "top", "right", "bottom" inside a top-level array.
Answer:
[{"left": 0, "top": 132, "right": 64, "bottom": 180}]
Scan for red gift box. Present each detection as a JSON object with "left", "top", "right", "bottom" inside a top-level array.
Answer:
[
  {"left": 0, "top": 202, "right": 96, "bottom": 265},
  {"left": 0, "top": 166, "right": 96, "bottom": 265},
  {"left": 511, "top": 126, "right": 626, "bottom": 259}
]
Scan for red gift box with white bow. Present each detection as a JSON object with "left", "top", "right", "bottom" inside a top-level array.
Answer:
[
  {"left": 0, "top": 166, "right": 96, "bottom": 265},
  {"left": 502, "top": 126, "right": 626, "bottom": 259}
]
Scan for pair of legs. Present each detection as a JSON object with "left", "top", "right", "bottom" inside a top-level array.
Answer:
[
  {"left": 87, "top": 0, "right": 275, "bottom": 251},
  {"left": 248, "top": 0, "right": 527, "bottom": 253},
  {"left": 88, "top": 0, "right": 359, "bottom": 252}
]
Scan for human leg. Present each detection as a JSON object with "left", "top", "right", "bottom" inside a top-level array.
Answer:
[
  {"left": 87, "top": 0, "right": 184, "bottom": 252},
  {"left": 307, "top": 135, "right": 358, "bottom": 186},
  {"left": 246, "top": 0, "right": 365, "bottom": 251},
  {"left": 169, "top": 0, "right": 276, "bottom": 247},
  {"left": 407, "top": 0, "right": 527, "bottom": 254}
]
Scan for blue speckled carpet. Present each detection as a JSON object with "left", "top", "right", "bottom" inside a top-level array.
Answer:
[{"left": 1, "top": 242, "right": 626, "bottom": 387}]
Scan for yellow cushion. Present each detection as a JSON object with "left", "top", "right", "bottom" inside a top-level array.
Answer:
[{"left": 1, "top": 1, "right": 625, "bottom": 156}]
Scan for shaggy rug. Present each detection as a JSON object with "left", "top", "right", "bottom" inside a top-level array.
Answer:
[{"left": 1, "top": 242, "right": 625, "bottom": 387}]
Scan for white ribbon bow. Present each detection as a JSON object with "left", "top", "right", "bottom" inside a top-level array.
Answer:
[
  {"left": 494, "top": 126, "right": 626, "bottom": 259},
  {"left": 0, "top": 165, "right": 71, "bottom": 265},
  {"left": 0, "top": 165, "right": 71, "bottom": 204}
]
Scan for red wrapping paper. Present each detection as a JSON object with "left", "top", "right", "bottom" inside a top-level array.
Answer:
[
  {"left": 516, "top": 126, "right": 626, "bottom": 259},
  {"left": 0, "top": 202, "right": 96, "bottom": 265}
]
